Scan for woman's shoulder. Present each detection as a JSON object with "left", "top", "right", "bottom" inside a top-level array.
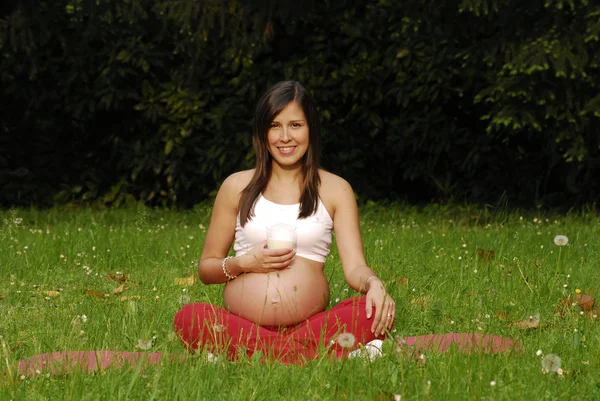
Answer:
[
  {"left": 220, "top": 169, "right": 254, "bottom": 197},
  {"left": 318, "top": 169, "right": 354, "bottom": 209},
  {"left": 319, "top": 169, "right": 353, "bottom": 192}
]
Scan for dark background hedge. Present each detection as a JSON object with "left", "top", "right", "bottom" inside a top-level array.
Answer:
[{"left": 1, "top": 0, "right": 599, "bottom": 209}]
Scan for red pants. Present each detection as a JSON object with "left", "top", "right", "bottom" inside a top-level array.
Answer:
[{"left": 173, "top": 296, "right": 382, "bottom": 363}]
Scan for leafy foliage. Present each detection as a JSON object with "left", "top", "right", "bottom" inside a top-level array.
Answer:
[{"left": 1, "top": 0, "right": 599, "bottom": 208}]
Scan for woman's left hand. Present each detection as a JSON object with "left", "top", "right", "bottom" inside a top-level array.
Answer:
[{"left": 365, "top": 279, "right": 396, "bottom": 337}]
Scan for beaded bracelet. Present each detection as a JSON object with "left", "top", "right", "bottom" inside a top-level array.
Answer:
[
  {"left": 222, "top": 256, "right": 237, "bottom": 281},
  {"left": 364, "top": 275, "right": 379, "bottom": 291}
]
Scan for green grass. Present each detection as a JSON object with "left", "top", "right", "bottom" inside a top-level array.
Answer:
[{"left": 1, "top": 203, "right": 599, "bottom": 400}]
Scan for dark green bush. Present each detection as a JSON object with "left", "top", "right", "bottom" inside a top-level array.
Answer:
[{"left": 1, "top": 0, "right": 599, "bottom": 208}]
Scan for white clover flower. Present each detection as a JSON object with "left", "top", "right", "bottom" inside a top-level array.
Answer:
[
  {"left": 553, "top": 235, "right": 568, "bottom": 246},
  {"left": 536, "top": 349, "right": 543, "bottom": 356},
  {"left": 490, "top": 381, "right": 496, "bottom": 387},
  {"left": 541, "top": 354, "right": 561, "bottom": 372}
]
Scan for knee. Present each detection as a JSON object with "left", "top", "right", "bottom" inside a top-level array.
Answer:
[{"left": 173, "top": 303, "right": 208, "bottom": 331}]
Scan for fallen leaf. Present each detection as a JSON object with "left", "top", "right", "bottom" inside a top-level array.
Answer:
[
  {"left": 174, "top": 275, "right": 196, "bottom": 286},
  {"left": 112, "top": 283, "right": 127, "bottom": 295},
  {"left": 510, "top": 312, "right": 541, "bottom": 330},
  {"left": 85, "top": 289, "right": 107, "bottom": 299},
  {"left": 576, "top": 294, "right": 595, "bottom": 312},
  {"left": 495, "top": 311, "right": 508, "bottom": 321},
  {"left": 555, "top": 296, "right": 573, "bottom": 317},
  {"left": 390, "top": 277, "right": 409, "bottom": 287},
  {"left": 477, "top": 248, "right": 495, "bottom": 262},
  {"left": 0, "top": 295, "right": 5, "bottom": 300},
  {"left": 556, "top": 294, "right": 596, "bottom": 317},
  {"left": 43, "top": 290, "right": 60, "bottom": 297}
]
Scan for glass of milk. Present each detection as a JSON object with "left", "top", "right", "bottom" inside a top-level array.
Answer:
[{"left": 266, "top": 223, "right": 296, "bottom": 250}]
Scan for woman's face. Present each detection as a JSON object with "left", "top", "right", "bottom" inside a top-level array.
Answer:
[{"left": 267, "top": 101, "right": 309, "bottom": 169}]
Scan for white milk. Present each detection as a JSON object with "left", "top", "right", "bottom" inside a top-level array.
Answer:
[{"left": 266, "top": 238, "right": 296, "bottom": 250}]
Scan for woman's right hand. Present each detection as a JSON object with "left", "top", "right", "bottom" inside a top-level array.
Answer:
[{"left": 238, "top": 241, "right": 295, "bottom": 274}]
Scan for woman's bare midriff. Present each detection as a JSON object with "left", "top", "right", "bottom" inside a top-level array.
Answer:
[{"left": 223, "top": 256, "right": 330, "bottom": 327}]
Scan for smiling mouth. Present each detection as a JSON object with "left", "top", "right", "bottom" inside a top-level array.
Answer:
[{"left": 278, "top": 146, "right": 296, "bottom": 154}]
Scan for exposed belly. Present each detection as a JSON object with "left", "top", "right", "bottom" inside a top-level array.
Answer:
[{"left": 223, "top": 257, "right": 330, "bottom": 326}]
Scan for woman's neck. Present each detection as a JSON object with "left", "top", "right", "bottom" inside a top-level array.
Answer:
[{"left": 270, "top": 163, "right": 303, "bottom": 184}]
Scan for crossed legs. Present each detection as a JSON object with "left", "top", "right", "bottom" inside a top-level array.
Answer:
[{"left": 173, "top": 296, "right": 382, "bottom": 363}]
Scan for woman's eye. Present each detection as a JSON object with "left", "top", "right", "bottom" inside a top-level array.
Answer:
[
  {"left": 270, "top": 123, "right": 278, "bottom": 128},
  {"left": 292, "top": 123, "right": 301, "bottom": 128}
]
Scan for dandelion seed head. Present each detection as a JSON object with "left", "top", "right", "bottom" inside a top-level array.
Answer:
[
  {"left": 528, "top": 312, "right": 541, "bottom": 325},
  {"left": 336, "top": 332, "right": 356, "bottom": 349},
  {"left": 541, "top": 353, "right": 561, "bottom": 372},
  {"left": 554, "top": 235, "right": 568, "bottom": 246},
  {"left": 137, "top": 338, "right": 153, "bottom": 350}
]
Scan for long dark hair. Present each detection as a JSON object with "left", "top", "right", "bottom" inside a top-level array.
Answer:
[{"left": 238, "top": 81, "right": 322, "bottom": 226}]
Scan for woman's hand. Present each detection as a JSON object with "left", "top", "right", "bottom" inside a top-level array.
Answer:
[
  {"left": 365, "top": 279, "right": 396, "bottom": 337},
  {"left": 238, "top": 241, "right": 295, "bottom": 274}
]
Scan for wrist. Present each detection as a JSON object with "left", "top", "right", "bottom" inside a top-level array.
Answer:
[
  {"left": 365, "top": 275, "right": 382, "bottom": 292},
  {"left": 226, "top": 255, "right": 241, "bottom": 276},
  {"left": 227, "top": 254, "right": 250, "bottom": 276}
]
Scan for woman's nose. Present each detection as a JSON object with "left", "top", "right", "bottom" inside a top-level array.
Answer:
[{"left": 280, "top": 127, "right": 292, "bottom": 141}]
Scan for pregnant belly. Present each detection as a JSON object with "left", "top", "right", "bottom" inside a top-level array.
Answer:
[{"left": 223, "top": 258, "right": 330, "bottom": 326}]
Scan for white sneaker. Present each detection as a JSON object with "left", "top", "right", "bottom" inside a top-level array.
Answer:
[{"left": 348, "top": 339, "right": 383, "bottom": 360}]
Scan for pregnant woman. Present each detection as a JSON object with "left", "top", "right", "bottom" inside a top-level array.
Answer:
[
  {"left": 16, "top": 81, "right": 521, "bottom": 377},
  {"left": 174, "top": 80, "right": 395, "bottom": 363}
]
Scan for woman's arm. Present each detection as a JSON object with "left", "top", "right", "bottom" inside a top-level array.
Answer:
[
  {"left": 198, "top": 171, "right": 295, "bottom": 284},
  {"left": 198, "top": 172, "right": 246, "bottom": 284},
  {"left": 330, "top": 176, "right": 378, "bottom": 291},
  {"left": 328, "top": 174, "right": 396, "bottom": 336}
]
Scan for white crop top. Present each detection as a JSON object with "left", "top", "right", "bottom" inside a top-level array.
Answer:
[{"left": 234, "top": 194, "right": 333, "bottom": 263}]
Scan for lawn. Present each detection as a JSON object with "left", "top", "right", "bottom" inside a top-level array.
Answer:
[{"left": 1, "top": 203, "right": 599, "bottom": 400}]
